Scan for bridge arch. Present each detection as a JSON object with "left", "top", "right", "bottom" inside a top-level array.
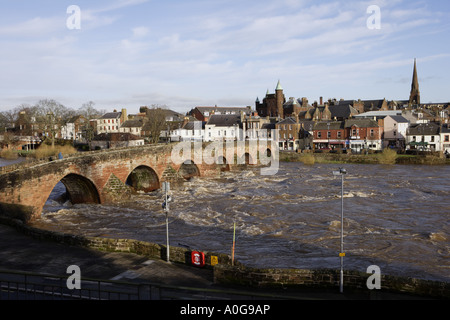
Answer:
[
  {"left": 126, "top": 165, "right": 160, "bottom": 192},
  {"left": 217, "top": 156, "right": 230, "bottom": 172},
  {"left": 178, "top": 160, "right": 200, "bottom": 180},
  {"left": 60, "top": 174, "right": 101, "bottom": 205},
  {"left": 240, "top": 152, "right": 253, "bottom": 165}
]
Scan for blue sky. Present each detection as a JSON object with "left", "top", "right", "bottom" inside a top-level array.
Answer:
[{"left": 0, "top": 0, "right": 449, "bottom": 114}]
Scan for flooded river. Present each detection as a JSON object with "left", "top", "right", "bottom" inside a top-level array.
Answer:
[{"left": 26, "top": 162, "right": 449, "bottom": 282}]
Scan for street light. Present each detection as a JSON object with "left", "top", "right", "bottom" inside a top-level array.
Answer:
[
  {"left": 332, "top": 167, "right": 347, "bottom": 293},
  {"left": 162, "top": 182, "right": 173, "bottom": 263}
]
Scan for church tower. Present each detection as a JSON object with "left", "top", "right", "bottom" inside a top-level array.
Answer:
[{"left": 409, "top": 58, "right": 420, "bottom": 107}]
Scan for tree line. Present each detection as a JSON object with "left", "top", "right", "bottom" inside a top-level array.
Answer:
[{"left": 0, "top": 99, "right": 107, "bottom": 133}]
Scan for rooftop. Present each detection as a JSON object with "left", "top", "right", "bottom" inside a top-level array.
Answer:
[{"left": 207, "top": 114, "right": 241, "bottom": 127}]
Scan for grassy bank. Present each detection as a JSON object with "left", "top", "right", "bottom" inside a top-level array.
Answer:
[
  {"left": 28, "top": 144, "right": 78, "bottom": 159},
  {"left": 0, "top": 149, "right": 19, "bottom": 160},
  {"left": 280, "top": 151, "right": 450, "bottom": 165}
]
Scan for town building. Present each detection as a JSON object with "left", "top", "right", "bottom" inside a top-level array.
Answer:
[
  {"left": 204, "top": 114, "right": 243, "bottom": 142},
  {"left": 383, "top": 115, "right": 409, "bottom": 150},
  {"left": 97, "top": 109, "right": 127, "bottom": 134},
  {"left": 170, "top": 121, "right": 205, "bottom": 142},
  {"left": 255, "top": 80, "right": 286, "bottom": 118},
  {"left": 119, "top": 119, "right": 144, "bottom": 136},
  {"left": 345, "top": 118, "right": 383, "bottom": 153},
  {"left": 276, "top": 117, "right": 301, "bottom": 150},
  {"left": 242, "top": 113, "right": 273, "bottom": 140},
  {"left": 313, "top": 121, "right": 346, "bottom": 151},
  {"left": 441, "top": 123, "right": 450, "bottom": 154},
  {"left": 190, "top": 106, "right": 251, "bottom": 122},
  {"left": 406, "top": 122, "right": 441, "bottom": 152},
  {"left": 61, "top": 115, "right": 88, "bottom": 142},
  {"left": 312, "top": 119, "right": 382, "bottom": 153}
]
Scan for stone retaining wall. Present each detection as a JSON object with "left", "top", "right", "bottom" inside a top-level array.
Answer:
[
  {"left": 214, "top": 264, "right": 450, "bottom": 299},
  {"left": 0, "top": 216, "right": 234, "bottom": 268},
  {"left": 1, "top": 217, "right": 448, "bottom": 299}
]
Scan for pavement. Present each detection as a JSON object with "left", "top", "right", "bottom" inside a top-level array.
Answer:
[{"left": 0, "top": 223, "right": 440, "bottom": 301}]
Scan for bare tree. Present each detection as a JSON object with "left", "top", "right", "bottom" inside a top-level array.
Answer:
[
  {"left": 34, "top": 99, "right": 70, "bottom": 147},
  {"left": 79, "top": 101, "right": 102, "bottom": 120},
  {"left": 0, "top": 111, "right": 14, "bottom": 133},
  {"left": 144, "top": 105, "right": 168, "bottom": 144}
]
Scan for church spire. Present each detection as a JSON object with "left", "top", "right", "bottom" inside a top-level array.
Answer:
[
  {"left": 276, "top": 79, "right": 283, "bottom": 91},
  {"left": 409, "top": 58, "right": 420, "bottom": 107}
]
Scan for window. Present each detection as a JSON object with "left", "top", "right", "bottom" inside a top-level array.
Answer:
[
  {"left": 445, "top": 135, "right": 449, "bottom": 142},
  {"left": 431, "top": 136, "right": 435, "bottom": 142},
  {"left": 317, "top": 132, "right": 322, "bottom": 138},
  {"left": 337, "top": 131, "right": 342, "bottom": 138},
  {"left": 370, "top": 129, "right": 374, "bottom": 137},
  {"left": 393, "top": 130, "right": 397, "bottom": 136},
  {"left": 327, "top": 131, "right": 331, "bottom": 139}
]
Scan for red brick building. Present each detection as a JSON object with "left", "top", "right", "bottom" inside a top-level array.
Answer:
[
  {"left": 256, "top": 80, "right": 286, "bottom": 118},
  {"left": 313, "top": 119, "right": 383, "bottom": 152}
]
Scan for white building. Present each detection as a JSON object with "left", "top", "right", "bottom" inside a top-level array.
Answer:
[
  {"left": 440, "top": 124, "right": 450, "bottom": 154},
  {"left": 97, "top": 109, "right": 127, "bottom": 134},
  {"left": 383, "top": 115, "right": 409, "bottom": 149},
  {"left": 170, "top": 121, "right": 205, "bottom": 142},
  {"left": 406, "top": 122, "right": 441, "bottom": 152},
  {"left": 60, "top": 115, "right": 88, "bottom": 142},
  {"left": 204, "top": 114, "right": 243, "bottom": 142}
]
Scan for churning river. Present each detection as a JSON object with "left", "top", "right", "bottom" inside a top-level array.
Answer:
[{"left": 25, "top": 161, "right": 449, "bottom": 283}]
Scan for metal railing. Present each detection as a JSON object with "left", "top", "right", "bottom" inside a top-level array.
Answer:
[{"left": 0, "top": 269, "right": 303, "bottom": 300}]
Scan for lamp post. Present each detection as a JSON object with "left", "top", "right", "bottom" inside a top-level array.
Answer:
[
  {"left": 332, "top": 168, "right": 347, "bottom": 293},
  {"left": 162, "top": 182, "right": 172, "bottom": 263}
]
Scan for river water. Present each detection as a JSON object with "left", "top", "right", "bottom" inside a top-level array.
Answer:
[{"left": 19, "top": 161, "right": 450, "bottom": 283}]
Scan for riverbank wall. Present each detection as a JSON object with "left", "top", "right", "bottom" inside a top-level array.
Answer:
[
  {"left": 1, "top": 216, "right": 448, "bottom": 299},
  {"left": 280, "top": 151, "right": 450, "bottom": 165}
]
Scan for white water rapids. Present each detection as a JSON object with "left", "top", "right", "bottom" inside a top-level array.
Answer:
[{"left": 28, "top": 162, "right": 449, "bottom": 283}]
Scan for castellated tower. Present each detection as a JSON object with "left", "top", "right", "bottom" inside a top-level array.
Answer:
[{"left": 275, "top": 80, "right": 285, "bottom": 118}]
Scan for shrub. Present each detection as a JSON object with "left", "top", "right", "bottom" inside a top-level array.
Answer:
[
  {"left": 378, "top": 148, "right": 398, "bottom": 165},
  {"left": 300, "top": 153, "right": 315, "bottom": 165}
]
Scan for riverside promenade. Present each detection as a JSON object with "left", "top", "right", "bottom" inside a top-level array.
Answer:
[{"left": 0, "top": 223, "right": 439, "bottom": 301}]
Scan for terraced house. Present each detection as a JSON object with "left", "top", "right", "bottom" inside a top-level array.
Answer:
[{"left": 313, "top": 119, "right": 382, "bottom": 153}]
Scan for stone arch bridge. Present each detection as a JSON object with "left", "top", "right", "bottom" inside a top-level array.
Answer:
[{"left": 0, "top": 142, "right": 276, "bottom": 222}]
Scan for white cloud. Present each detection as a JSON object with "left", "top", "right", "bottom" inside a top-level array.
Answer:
[
  {"left": 0, "top": 16, "right": 63, "bottom": 37},
  {"left": 0, "top": 0, "right": 449, "bottom": 112},
  {"left": 132, "top": 26, "right": 149, "bottom": 38}
]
